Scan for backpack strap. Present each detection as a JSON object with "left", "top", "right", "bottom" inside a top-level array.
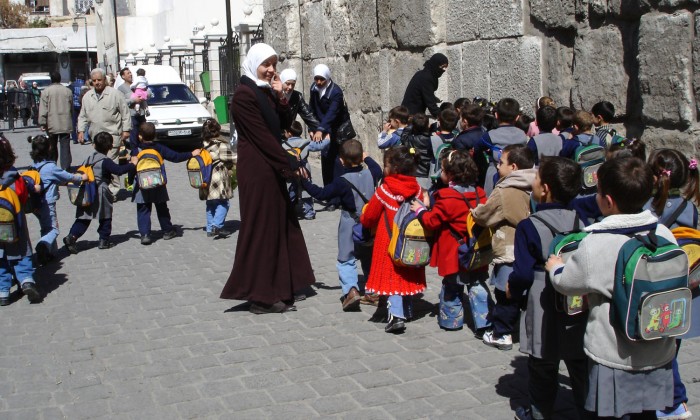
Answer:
[
  {"left": 447, "top": 190, "right": 481, "bottom": 243},
  {"left": 660, "top": 199, "right": 688, "bottom": 228},
  {"left": 341, "top": 177, "right": 370, "bottom": 221}
]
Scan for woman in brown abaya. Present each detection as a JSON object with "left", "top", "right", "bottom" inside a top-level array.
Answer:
[{"left": 220, "top": 43, "right": 315, "bottom": 314}]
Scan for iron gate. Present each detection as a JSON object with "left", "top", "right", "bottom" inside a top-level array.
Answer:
[{"left": 218, "top": 32, "right": 240, "bottom": 98}]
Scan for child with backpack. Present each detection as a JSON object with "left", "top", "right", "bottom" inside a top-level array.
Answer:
[
  {"left": 378, "top": 106, "right": 409, "bottom": 149},
  {"left": 360, "top": 146, "right": 429, "bottom": 333},
  {"left": 560, "top": 110, "right": 601, "bottom": 160},
  {"left": 472, "top": 144, "right": 537, "bottom": 349},
  {"left": 548, "top": 157, "right": 678, "bottom": 419},
  {"left": 133, "top": 122, "right": 199, "bottom": 245},
  {"left": 644, "top": 148, "right": 699, "bottom": 420},
  {"left": 592, "top": 101, "right": 616, "bottom": 147},
  {"left": 28, "top": 135, "right": 86, "bottom": 265},
  {"left": 199, "top": 119, "right": 236, "bottom": 237},
  {"left": 63, "top": 132, "right": 135, "bottom": 253},
  {"left": 410, "top": 150, "right": 491, "bottom": 333},
  {"left": 507, "top": 157, "right": 588, "bottom": 420},
  {"left": 526, "top": 96, "right": 556, "bottom": 138},
  {"left": 0, "top": 136, "right": 40, "bottom": 305},
  {"left": 476, "top": 98, "right": 528, "bottom": 196},
  {"left": 283, "top": 120, "right": 329, "bottom": 221},
  {"left": 555, "top": 106, "right": 575, "bottom": 140},
  {"left": 399, "top": 113, "right": 433, "bottom": 190},
  {"left": 527, "top": 106, "right": 561, "bottom": 165},
  {"left": 429, "top": 108, "right": 459, "bottom": 187},
  {"left": 301, "top": 139, "right": 382, "bottom": 311}
]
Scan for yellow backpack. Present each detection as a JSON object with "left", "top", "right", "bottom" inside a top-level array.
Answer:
[
  {"left": 19, "top": 166, "right": 43, "bottom": 214},
  {"left": 385, "top": 199, "right": 433, "bottom": 267},
  {"left": 0, "top": 185, "right": 22, "bottom": 243},
  {"left": 136, "top": 149, "right": 166, "bottom": 190},
  {"left": 187, "top": 149, "right": 214, "bottom": 189}
]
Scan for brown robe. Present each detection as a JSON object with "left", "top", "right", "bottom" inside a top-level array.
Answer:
[{"left": 220, "top": 78, "right": 315, "bottom": 305}]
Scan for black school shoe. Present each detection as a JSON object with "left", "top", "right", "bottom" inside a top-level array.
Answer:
[
  {"left": 385, "top": 313, "right": 406, "bottom": 333},
  {"left": 63, "top": 235, "right": 78, "bottom": 254},
  {"left": 35, "top": 242, "right": 53, "bottom": 266},
  {"left": 21, "top": 282, "right": 41, "bottom": 303},
  {"left": 98, "top": 239, "right": 113, "bottom": 249},
  {"left": 140, "top": 235, "right": 153, "bottom": 245},
  {"left": 162, "top": 230, "right": 178, "bottom": 240},
  {"left": 0, "top": 296, "right": 9, "bottom": 306}
]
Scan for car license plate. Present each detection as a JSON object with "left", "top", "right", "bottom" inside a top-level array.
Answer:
[{"left": 168, "top": 129, "right": 191, "bottom": 136}]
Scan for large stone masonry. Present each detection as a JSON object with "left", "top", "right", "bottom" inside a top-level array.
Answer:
[{"left": 265, "top": 0, "right": 700, "bottom": 156}]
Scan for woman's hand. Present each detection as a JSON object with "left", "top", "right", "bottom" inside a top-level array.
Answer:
[
  {"left": 271, "top": 73, "right": 284, "bottom": 98},
  {"left": 312, "top": 131, "right": 324, "bottom": 142}
]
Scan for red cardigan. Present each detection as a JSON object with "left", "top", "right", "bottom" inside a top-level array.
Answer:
[{"left": 417, "top": 186, "right": 487, "bottom": 277}]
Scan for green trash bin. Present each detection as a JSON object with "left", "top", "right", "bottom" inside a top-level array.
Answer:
[
  {"left": 199, "top": 71, "right": 211, "bottom": 94},
  {"left": 213, "top": 95, "right": 228, "bottom": 124}
]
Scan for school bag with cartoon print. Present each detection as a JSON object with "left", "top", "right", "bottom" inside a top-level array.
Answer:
[
  {"left": 385, "top": 198, "right": 433, "bottom": 267},
  {"left": 611, "top": 228, "right": 692, "bottom": 341},
  {"left": 136, "top": 149, "right": 167, "bottom": 190},
  {"left": 0, "top": 182, "right": 24, "bottom": 244},
  {"left": 532, "top": 213, "right": 589, "bottom": 316},
  {"left": 67, "top": 159, "right": 102, "bottom": 207},
  {"left": 187, "top": 149, "right": 214, "bottom": 189},
  {"left": 572, "top": 135, "right": 605, "bottom": 193},
  {"left": 447, "top": 190, "right": 494, "bottom": 271}
]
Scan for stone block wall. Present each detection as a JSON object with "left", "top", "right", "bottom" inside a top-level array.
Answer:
[{"left": 265, "top": 0, "right": 700, "bottom": 156}]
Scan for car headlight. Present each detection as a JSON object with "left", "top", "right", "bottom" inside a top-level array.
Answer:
[{"left": 197, "top": 117, "right": 209, "bottom": 124}]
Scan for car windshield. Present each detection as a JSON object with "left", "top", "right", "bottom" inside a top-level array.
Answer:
[
  {"left": 25, "top": 79, "right": 51, "bottom": 88},
  {"left": 147, "top": 84, "right": 199, "bottom": 105}
]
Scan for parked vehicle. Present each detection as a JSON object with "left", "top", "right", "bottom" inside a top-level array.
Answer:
[
  {"left": 19, "top": 73, "right": 51, "bottom": 91},
  {"left": 116, "top": 65, "right": 212, "bottom": 146}
]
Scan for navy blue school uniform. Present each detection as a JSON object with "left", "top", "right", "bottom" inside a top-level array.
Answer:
[
  {"left": 453, "top": 126, "right": 486, "bottom": 151},
  {"left": 475, "top": 125, "right": 527, "bottom": 195},
  {"left": 527, "top": 131, "right": 563, "bottom": 166},
  {"left": 508, "top": 203, "right": 588, "bottom": 419},
  {"left": 133, "top": 142, "right": 192, "bottom": 238},
  {"left": 569, "top": 193, "right": 602, "bottom": 226}
]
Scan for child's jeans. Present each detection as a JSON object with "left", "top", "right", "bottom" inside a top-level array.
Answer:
[
  {"left": 69, "top": 218, "right": 112, "bottom": 241},
  {"left": 137, "top": 202, "right": 173, "bottom": 236},
  {"left": 0, "top": 255, "right": 35, "bottom": 298},
  {"left": 387, "top": 295, "right": 414, "bottom": 320},
  {"left": 672, "top": 340, "right": 688, "bottom": 408},
  {"left": 439, "top": 272, "right": 493, "bottom": 331},
  {"left": 489, "top": 263, "right": 521, "bottom": 338},
  {"left": 288, "top": 183, "right": 316, "bottom": 219},
  {"left": 528, "top": 355, "right": 588, "bottom": 420},
  {"left": 37, "top": 201, "right": 59, "bottom": 255},
  {"left": 205, "top": 199, "right": 230, "bottom": 232},
  {"left": 337, "top": 258, "right": 359, "bottom": 296}
]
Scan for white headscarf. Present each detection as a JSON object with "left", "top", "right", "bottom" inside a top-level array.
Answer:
[
  {"left": 279, "top": 69, "right": 297, "bottom": 84},
  {"left": 312, "top": 64, "right": 332, "bottom": 97},
  {"left": 241, "top": 43, "right": 278, "bottom": 88}
]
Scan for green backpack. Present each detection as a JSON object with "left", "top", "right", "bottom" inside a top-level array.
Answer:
[
  {"left": 612, "top": 229, "right": 692, "bottom": 341},
  {"left": 574, "top": 144, "right": 605, "bottom": 193}
]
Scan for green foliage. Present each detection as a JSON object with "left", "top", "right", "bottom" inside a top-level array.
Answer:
[{"left": 28, "top": 18, "right": 51, "bottom": 28}]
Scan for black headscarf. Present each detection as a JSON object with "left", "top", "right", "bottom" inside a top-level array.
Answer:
[{"left": 424, "top": 53, "right": 449, "bottom": 81}]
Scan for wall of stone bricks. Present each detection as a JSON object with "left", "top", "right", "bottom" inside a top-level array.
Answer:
[{"left": 264, "top": 0, "right": 700, "bottom": 156}]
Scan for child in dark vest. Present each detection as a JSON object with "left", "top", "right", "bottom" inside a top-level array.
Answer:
[
  {"left": 507, "top": 157, "right": 588, "bottom": 420},
  {"left": 400, "top": 112, "right": 433, "bottom": 190},
  {"left": 301, "top": 139, "right": 382, "bottom": 311},
  {"left": 476, "top": 98, "right": 528, "bottom": 196},
  {"left": 28, "top": 135, "right": 85, "bottom": 265},
  {"left": 526, "top": 106, "right": 561, "bottom": 165},
  {"left": 548, "top": 157, "right": 676, "bottom": 419},
  {"left": 0, "top": 136, "right": 40, "bottom": 305},
  {"left": 132, "top": 122, "right": 199, "bottom": 245},
  {"left": 63, "top": 132, "right": 135, "bottom": 253},
  {"left": 410, "top": 150, "right": 491, "bottom": 333}
]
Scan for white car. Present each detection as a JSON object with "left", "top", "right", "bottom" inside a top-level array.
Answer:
[{"left": 116, "top": 65, "right": 212, "bottom": 146}]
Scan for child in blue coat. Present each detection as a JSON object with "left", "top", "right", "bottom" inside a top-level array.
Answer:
[
  {"left": 132, "top": 122, "right": 199, "bottom": 245},
  {"left": 28, "top": 135, "right": 86, "bottom": 265}
]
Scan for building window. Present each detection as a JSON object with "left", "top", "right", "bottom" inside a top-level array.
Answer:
[{"left": 74, "top": 0, "right": 93, "bottom": 14}]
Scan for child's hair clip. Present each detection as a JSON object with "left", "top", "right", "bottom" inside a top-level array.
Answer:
[
  {"left": 409, "top": 147, "right": 416, "bottom": 155},
  {"left": 447, "top": 150, "right": 456, "bottom": 162},
  {"left": 690, "top": 158, "right": 698, "bottom": 170}
]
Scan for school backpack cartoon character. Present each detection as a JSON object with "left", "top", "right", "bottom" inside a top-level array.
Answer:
[
  {"left": 187, "top": 149, "right": 213, "bottom": 189},
  {"left": 386, "top": 199, "right": 433, "bottom": 267},
  {"left": 448, "top": 191, "right": 494, "bottom": 271},
  {"left": 0, "top": 184, "right": 23, "bottom": 244},
  {"left": 136, "top": 149, "right": 167, "bottom": 190},
  {"left": 574, "top": 144, "right": 605, "bottom": 193},
  {"left": 19, "top": 166, "right": 44, "bottom": 214},
  {"left": 67, "top": 161, "right": 100, "bottom": 207},
  {"left": 611, "top": 229, "right": 692, "bottom": 341}
]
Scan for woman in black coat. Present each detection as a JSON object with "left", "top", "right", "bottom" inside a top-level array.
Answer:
[
  {"left": 279, "top": 68, "right": 319, "bottom": 133},
  {"left": 401, "top": 53, "right": 449, "bottom": 118}
]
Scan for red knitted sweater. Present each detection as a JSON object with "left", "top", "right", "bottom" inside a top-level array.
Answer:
[{"left": 360, "top": 174, "right": 427, "bottom": 295}]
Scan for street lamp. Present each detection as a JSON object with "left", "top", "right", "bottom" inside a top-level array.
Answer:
[{"left": 72, "top": 15, "right": 90, "bottom": 79}]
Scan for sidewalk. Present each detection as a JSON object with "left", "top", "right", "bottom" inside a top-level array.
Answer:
[{"left": 0, "top": 127, "right": 698, "bottom": 419}]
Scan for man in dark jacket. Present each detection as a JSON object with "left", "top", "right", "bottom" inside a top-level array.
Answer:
[{"left": 401, "top": 53, "right": 448, "bottom": 118}]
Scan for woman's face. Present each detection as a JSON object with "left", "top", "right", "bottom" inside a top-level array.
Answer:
[
  {"left": 283, "top": 80, "right": 296, "bottom": 94},
  {"left": 256, "top": 55, "right": 278, "bottom": 83}
]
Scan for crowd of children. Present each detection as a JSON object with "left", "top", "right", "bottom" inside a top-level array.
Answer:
[{"left": 2, "top": 88, "right": 699, "bottom": 419}]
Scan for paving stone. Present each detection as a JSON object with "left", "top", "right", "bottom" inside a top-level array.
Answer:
[
  {"left": 222, "top": 390, "right": 274, "bottom": 412},
  {"left": 267, "top": 382, "right": 317, "bottom": 403},
  {"left": 310, "top": 394, "right": 360, "bottom": 416},
  {"left": 309, "top": 377, "right": 362, "bottom": 396}
]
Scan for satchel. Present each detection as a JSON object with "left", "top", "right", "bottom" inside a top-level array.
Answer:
[{"left": 336, "top": 118, "right": 356, "bottom": 143}]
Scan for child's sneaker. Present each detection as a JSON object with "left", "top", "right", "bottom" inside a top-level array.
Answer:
[
  {"left": 63, "top": 235, "right": 78, "bottom": 254},
  {"left": 482, "top": 331, "right": 513, "bottom": 350},
  {"left": 514, "top": 406, "right": 532, "bottom": 420},
  {"left": 21, "top": 282, "right": 41, "bottom": 303},
  {"left": 657, "top": 402, "right": 692, "bottom": 420},
  {"left": 0, "top": 296, "right": 9, "bottom": 306},
  {"left": 385, "top": 313, "right": 406, "bottom": 333}
]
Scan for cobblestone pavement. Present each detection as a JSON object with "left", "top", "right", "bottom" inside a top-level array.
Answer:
[{"left": 1, "top": 127, "right": 699, "bottom": 419}]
